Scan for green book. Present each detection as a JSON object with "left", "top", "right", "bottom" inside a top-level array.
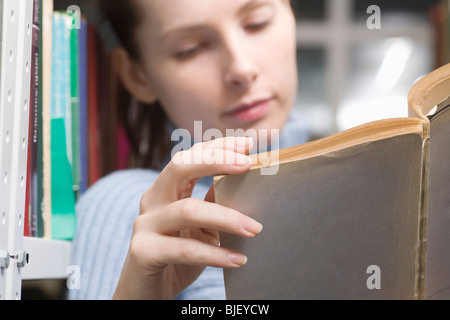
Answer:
[
  {"left": 50, "top": 12, "right": 76, "bottom": 240},
  {"left": 50, "top": 118, "right": 76, "bottom": 240}
]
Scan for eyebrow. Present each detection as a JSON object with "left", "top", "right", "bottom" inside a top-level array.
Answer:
[{"left": 158, "top": 0, "right": 270, "bottom": 43}]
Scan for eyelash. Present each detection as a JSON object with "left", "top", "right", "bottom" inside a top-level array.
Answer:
[
  {"left": 245, "top": 20, "right": 270, "bottom": 32},
  {"left": 175, "top": 20, "right": 271, "bottom": 60},
  {"left": 176, "top": 46, "right": 200, "bottom": 60}
]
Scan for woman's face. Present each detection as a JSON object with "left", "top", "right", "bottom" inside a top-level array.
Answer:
[{"left": 133, "top": 0, "right": 298, "bottom": 139}]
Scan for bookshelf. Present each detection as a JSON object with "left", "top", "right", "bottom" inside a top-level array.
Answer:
[
  {"left": 0, "top": 0, "right": 35, "bottom": 300},
  {"left": 1, "top": 0, "right": 100, "bottom": 300},
  {"left": 22, "top": 237, "right": 71, "bottom": 280}
]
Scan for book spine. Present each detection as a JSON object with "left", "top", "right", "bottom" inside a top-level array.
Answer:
[
  {"left": 41, "top": 0, "right": 54, "bottom": 239},
  {"left": 78, "top": 18, "right": 88, "bottom": 194},
  {"left": 68, "top": 12, "right": 81, "bottom": 198},
  {"left": 26, "top": 0, "right": 41, "bottom": 237},
  {"left": 50, "top": 11, "right": 76, "bottom": 240},
  {"left": 24, "top": 141, "right": 31, "bottom": 237},
  {"left": 36, "top": 0, "right": 44, "bottom": 238},
  {"left": 50, "top": 117, "right": 76, "bottom": 240},
  {"left": 87, "top": 25, "right": 100, "bottom": 186}
]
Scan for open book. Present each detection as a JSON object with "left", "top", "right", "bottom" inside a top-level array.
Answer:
[{"left": 213, "top": 63, "right": 450, "bottom": 300}]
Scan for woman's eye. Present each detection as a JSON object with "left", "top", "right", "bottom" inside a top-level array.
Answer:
[
  {"left": 245, "top": 21, "right": 270, "bottom": 32},
  {"left": 176, "top": 46, "right": 200, "bottom": 60}
]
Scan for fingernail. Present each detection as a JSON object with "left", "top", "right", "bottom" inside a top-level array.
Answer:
[
  {"left": 241, "top": 217, "right": 263, "bottom": 236},
  {"left": 229, "top": 253, "right": 248, "bottom": 266},
  {"left": 233, "top": 154, "right": 252, "bottom": 167},
  {"left": 235, "top": 136, "right": 253, "bottom": 148}
]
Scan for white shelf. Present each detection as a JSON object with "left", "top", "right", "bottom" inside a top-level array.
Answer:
[{"left": 22, "top": 237, "right": 71, "bottom": 280}]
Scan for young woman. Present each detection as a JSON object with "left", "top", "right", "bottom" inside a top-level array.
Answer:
[{"left": 67, "top": 0, "right": 309, "bottom": 300}]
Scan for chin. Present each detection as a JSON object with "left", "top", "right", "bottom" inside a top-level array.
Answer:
[
  {"left": 251, "top": 106, "right": 291, "bottom": 132},
  {"left": 243, "top": 108, "right": 291, "bottom": 151}
]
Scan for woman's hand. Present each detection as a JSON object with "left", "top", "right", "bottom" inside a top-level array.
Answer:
[{"left": 113, "top": 136, "right": 263, "bottom": 300}]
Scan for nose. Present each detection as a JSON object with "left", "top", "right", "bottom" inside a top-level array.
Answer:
[{"left": 223, "top": 38, "right": 259, "bottom": 90}]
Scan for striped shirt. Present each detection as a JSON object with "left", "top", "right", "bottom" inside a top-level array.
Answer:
[{"left": 66, "top": 111, "right": 310, "bottom": 300}]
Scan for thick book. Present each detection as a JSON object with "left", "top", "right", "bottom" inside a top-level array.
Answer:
[
  {"left": 41, "top": 0, "right": 53, "bottom": 238},
  {"left": 214, "top": 63, "right": 450, "bottom": 300},
  {"left": 24, "top": 0, "right": 41, "bottom": 237}
]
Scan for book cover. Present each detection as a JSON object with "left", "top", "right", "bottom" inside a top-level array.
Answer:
[{"left": 214, "top": 63, "right": 450, "bottom": 300}]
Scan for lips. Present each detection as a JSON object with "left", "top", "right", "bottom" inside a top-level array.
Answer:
[{"left": 224, "top": 98, "right": 273, "bottom": 124}]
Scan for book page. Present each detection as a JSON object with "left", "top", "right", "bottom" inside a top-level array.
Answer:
[
  {"left": 425, "top": 103, "right": 450, "bottom": 299},
  {"left": 216, "top": 133, "right": 424, "bottom": 299}
]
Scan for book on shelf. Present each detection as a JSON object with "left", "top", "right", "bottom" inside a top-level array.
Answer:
[
  {"left": 41, "top": 0, "right": 53, "bottom": 239},
  {"left": 214, "top": 63, "right": 450, "bottom": 300},
  {"left": 50, "top": 10, "right": 76, "bottom": 240},
  {"left": 78, "top": 16, "right": 88, "bottom": 194},
  {"left": 22, "top": 0, "right": 131, "bottom": 240},
  {"left": 24, "top": 0, "right": 42, "bottom": 237}
]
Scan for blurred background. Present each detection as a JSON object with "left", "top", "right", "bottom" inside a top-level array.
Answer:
[{"left": 292, "top": 0, "right": 449, "bottom": 140}]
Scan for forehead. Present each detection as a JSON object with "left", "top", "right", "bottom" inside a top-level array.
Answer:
[{"left": 135, "top": 0, "right": 266, "bottom": 32}]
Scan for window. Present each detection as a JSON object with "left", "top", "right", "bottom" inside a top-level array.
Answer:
[{"left": 294, "top": 0, "right": 438, "bottom": 138}]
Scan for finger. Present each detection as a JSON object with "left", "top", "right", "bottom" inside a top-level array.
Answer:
[
  {"left": 146, "top": 234, "right": 248, "bottom": 269},
  {"left": 150, "top": 144, "right": 253, "bottom": 203},
  {"left": 181, "top": 227, "right": 220, "bottom": 247},
  {"left": 193, "top": 136, "right": 254, "bottom": 154},
  {"left": 138, "top": 198, "right": 263, "bottom": 238}
]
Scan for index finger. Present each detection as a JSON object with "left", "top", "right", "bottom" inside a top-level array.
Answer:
[{"left": 147, "top": 136, "right": 254, "bottom": 204}]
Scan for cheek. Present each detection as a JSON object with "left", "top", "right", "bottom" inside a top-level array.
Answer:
[
  {"left": 150, "top": 64, "right": 220, "bottom": 126},
  {"left": 157, "top": 55, "right": 220, "bottom": 102},
  {"left": 167, "top": 72, "right": 218, "bottom": 112},
  {"left": 263, "top": 17, "right": 298, "bottom": 101}
]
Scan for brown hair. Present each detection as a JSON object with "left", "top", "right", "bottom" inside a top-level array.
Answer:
[{"left": 99, "top": 0, "right": 172, "bottom": 170}]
